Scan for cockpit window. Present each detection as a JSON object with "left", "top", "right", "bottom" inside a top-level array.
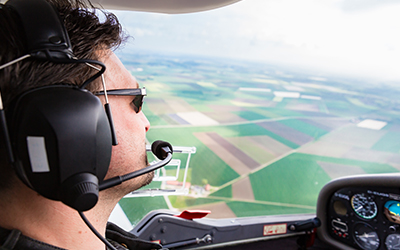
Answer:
[{"left": 111, "top": 0, "right": 400, "bottom": 228}]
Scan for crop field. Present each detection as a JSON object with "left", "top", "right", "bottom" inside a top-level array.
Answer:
[{"left": 115, "top": 52, "right": 400, "bottom": 225}]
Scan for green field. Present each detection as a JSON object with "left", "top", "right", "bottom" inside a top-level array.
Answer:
[{"left": 372, "top": 131, "right": 400, "bottom": 153}]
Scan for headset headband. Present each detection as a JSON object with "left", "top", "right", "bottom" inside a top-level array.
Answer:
[{"left": 6, "top": 0, "right": 74, "bottom": 61}]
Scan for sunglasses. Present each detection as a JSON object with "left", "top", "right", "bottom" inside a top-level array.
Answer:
[{"left": 95, "top": 87, "right": 147, "bottom": 113}]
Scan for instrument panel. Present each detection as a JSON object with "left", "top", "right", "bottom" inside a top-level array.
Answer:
[{"left": 317, "top": 174, "right": 400, "bottom": 250}]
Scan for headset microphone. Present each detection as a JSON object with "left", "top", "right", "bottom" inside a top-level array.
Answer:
[
  {"left": 151, "top": 140, "right": 173, "bottom": 160},
  {"left": 99, "top": 140, "right": 173, "bottom": 191}
]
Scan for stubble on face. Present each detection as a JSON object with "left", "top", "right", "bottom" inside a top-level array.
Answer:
[
  {"left": 105, "top": 143, "right": 154, "bottom": 197},
  {"left": 136, "top": 143, "right": 154, "bottom": 190},
  {"left": 126, "top": 140, "right": 155, "bottom": 191}
]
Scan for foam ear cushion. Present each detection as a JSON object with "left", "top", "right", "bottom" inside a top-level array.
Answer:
[{"left": 9, "top": 85, "right": 112, "bottom": 211}]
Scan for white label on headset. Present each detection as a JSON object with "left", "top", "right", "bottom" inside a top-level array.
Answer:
[{"left": 27, "top": 136, "right": 50, "bottom": 173}]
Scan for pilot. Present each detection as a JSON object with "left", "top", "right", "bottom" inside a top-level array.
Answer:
[{"left": 0, "top": 0, "right": 161, "bottom": 249}]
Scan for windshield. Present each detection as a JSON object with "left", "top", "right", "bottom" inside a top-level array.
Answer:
[{"left": 109, "top": 0, "right": 400, "bottom": 228}]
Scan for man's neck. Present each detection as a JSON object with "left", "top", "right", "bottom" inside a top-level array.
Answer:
[{"left": 0, "top": 182, "right": 120, "bottom": 250}]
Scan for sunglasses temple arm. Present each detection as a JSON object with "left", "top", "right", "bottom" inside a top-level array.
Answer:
[{"left": 104, "top": 103, "right": 118, "bottom": 146}]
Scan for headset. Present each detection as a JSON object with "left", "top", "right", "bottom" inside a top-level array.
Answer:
[
  {"left": 0, "top": 2, "right": 174, "bottom": 248},
  {"left": 1, "top": 0, "right": 113, "bottom": 212}
]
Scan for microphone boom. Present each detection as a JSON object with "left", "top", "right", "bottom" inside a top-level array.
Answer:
[{"left": 99, "top": 140, "right": 173, "bottom": 191}]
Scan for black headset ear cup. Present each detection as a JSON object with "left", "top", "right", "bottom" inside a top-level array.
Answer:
[
  {"left": 9, "top": 85, "right": 112, "bottom": 211},
  {"left": 5, "top": 0, "right": 74, "bottom": 60}
]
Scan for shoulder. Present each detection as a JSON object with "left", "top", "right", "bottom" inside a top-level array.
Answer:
[{"left": 0, "top": 227, "right": 66, "bottom": 250}]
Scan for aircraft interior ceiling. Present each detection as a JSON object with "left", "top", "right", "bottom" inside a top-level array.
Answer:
[
  {"left": 93, "top": 0, "right": 242, "bottom": 13},
  {"left": 0, "top": 0, "right": 242, "bottom": 13}
]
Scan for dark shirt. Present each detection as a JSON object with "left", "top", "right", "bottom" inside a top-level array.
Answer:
[{"left": 0, "top": 222, "right": 163, "bottom": 250}]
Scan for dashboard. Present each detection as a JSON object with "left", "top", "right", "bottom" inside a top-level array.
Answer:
[
  {"left": 317, "top": 174, "right": 400, "bottom": 250},
  {"left": 130, "top": 174, "right": 400, "bottom": 249}
]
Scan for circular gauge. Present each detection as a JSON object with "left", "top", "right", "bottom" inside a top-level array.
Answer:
[
  {"left": 351, "top": 193, "right": 378, "bottom": 219},
  {"left": 384, "top": 201, "right": 400, "bottom": 224},
  {"left": 386, "top": 234, "right": 400, "bottom": 250},
  {"left": 353, "top": 222, "right": 380, "bottom": 250}
]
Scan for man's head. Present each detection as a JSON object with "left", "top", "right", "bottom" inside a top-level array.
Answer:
[
  {"left": 0, "top": 0, "right": 123, "bottom": 101},
  {"left": 0, "top": 0, "right": 151, "bottom": 205}
]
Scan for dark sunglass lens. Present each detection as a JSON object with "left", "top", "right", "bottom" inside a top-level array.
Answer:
[{"left": 131, "top": 95, "right": 144, "bottom": 113}]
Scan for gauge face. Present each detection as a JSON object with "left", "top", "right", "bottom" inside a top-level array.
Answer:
[
  {"left": 384, "top": 201, "right": 400, "bottom": 224},
  {"left": 386, "top": 234, "right": 400, "bottom": 250},
  {"left": 351, "top": 193, "right": 378, "bottom": 219},
  {"left": 353, "top": 223, "right": 380, "bottom": 250}
]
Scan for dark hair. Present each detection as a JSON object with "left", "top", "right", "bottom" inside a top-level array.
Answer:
[{"left": 0, "top": 0, "right": 126, "bottom": 189}]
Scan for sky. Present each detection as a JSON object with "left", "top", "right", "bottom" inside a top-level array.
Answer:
[{"left": 113, "top": 0, "right": 400, "bottom": 83}]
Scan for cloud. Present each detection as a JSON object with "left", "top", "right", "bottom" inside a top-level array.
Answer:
[
  {"left": 113, "top": 0, "right": 400, "bottom": 81},
  {"left": 339, "top": 0, "right": 400, "bottom": 12}
]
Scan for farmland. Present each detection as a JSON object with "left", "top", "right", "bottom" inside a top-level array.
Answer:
[{"left": 116, "top": 52, "right": 400, "bottom": 225}]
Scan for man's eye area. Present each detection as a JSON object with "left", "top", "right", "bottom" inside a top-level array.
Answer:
[
  {"left": 94, "top": 87, "right": 146, "bottom": 114},
  {"left": 131, "top": 95, "right": 144, "bottom": 113}
]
